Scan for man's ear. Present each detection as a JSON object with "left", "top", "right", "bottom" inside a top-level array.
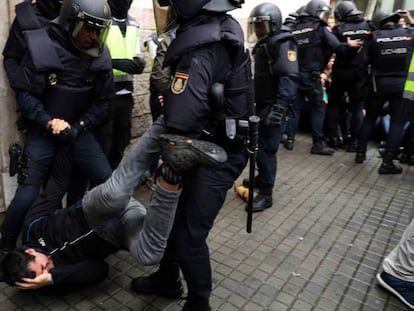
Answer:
[{"left": 24, "top": 248, "right": 36, "bottom": 255}]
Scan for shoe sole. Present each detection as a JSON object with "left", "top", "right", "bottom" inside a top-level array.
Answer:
[
  {"left": 159, "top": 134, "right": 228, "bottom": 168},
  {"left": 376, "top": 273, "right": 414, "bottom": 310}
]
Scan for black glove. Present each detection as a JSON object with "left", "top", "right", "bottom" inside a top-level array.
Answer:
[
  {"left": 160, "top": 162, "right": 182, "bottom": 185},
  {"left": 264, "top": 102, "right": 287, "bottom": 128}
]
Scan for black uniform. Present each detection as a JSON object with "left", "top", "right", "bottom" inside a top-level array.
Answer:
[
  {"left": 285, "top": 15, "right": 353, "bottom": 154},
  {"left": 1, "top": 21, "right": 113, "bottom": 249},
  {"left": 150, "top": 13, "right": 253, "bottom": 305},
  {"left": 252, "top": 29, "right": 298, "bottom": 205},
  {"left": 356, "top": 23, "right": 414, "bottom": 171},
  {"left": 326, "top": 16, "right": 374, "bottom": 149}
]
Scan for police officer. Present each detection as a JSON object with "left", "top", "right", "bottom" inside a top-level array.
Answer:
[
  {"left": 355, "top": 12, "right": 414, "bottom": 175},
  {"left": 325, "top": 1, "right": 374, "bottom": 151},
  {"left": 0, "top": 0, "right": 114, "bottom": 252},
  {"left": 3, "top": 0, "right": 62, "bottom": 105},
  {"left": 243, "top": 3, "right": 298, "bottom": 212},
  {"left": 130, "top": 0, "right": 254, "bottom": 310},
  {"left": 94, "top": 0, "right": 146, "bottom": 169},
  {"left": 284, "top": 0, "right": 361, "bottom": 155}
]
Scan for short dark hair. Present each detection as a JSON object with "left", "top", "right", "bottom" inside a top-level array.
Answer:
[{"left": 1, "top": 248, "right": 36, "bottom": 286}]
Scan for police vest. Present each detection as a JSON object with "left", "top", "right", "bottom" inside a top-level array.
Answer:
[
  {"left": 292, "top": 19, "right": 324, "bottom": 69},
  {"left": 333, "top": 20, "right": 372, "bottom": 67},
  {"left": 22, "top": 26, "right": 112, "bottom": 123},
  {"left": 106, "top": 24, "right": 139, "bottom": 80},
  {"left": 164, "top": 14, "right": 254, "bottom": 122},
  {"left": 371, "top": 26, "right": 414, "bottom": 77},
  {"left": 253, "top": 32, "right": 297, "bottom": 107},
  {"left": 403, "top": 53, "right": 414, "bottom": 101}
]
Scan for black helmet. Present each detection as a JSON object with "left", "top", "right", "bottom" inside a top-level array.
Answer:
[
  {"left": 304, "top": 0, "right": 331, "bottom": 19},
  {"left": 334, "top": 1, "right": 362, "bottom": 22},
  {"left": 157, "top": 0, "right": 244, "bottom": 19},
  {"left": 108, "top": 0, "right": 133, "bottom": 19},
  {"left": 247, "top": 3, "right": 282, "bottom": 43},
  {"left": 59, "top": 0, "right": 111, "bottom": 58},
  {"left": 372, "top": 11, "right": 401, "bottom": 29},
  {"left": 37, "top": 0, "right": 63, "bottom": 19}
]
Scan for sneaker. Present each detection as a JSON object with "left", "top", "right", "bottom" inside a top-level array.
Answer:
[
  {"left": 377, "top": 271, "right": 414, "bottom": 310},
  {"left": 310, "top": 142, "right": 334, "bottom": 156},
  {"left": 131, "top": 271, "right": 184, "bottom": 299},
  {"left": 245, "top": 193, "right": 272, "bottom": 213},
  {"left": 378, "top": 162, "right": 403, "bottom": 175},
  {"left": 158, "top": 134, "right": 227, "bottom": 171}
]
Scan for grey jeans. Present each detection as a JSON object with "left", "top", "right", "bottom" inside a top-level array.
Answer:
[
  {"left": 382, "top": 214, "right": 414, "bottom": 281},
  {"left": 81, "top": 117, "right": 178, "bottom": 265}
]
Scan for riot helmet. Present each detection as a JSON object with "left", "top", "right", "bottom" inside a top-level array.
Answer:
[
  {"left": 334, "top": 1, "right": 362, "bottom": 22},
  {"left": 304, "top": 0, "right": 331, "bottom": 20},
  {"left": 247, "top": 3, "right": 282, "bottom": 43},
  {"left": 157, "top": 0, "right": 243, "bottom": 19},
  {"left": 107, "top": 0, "right": 133, "bottom": 19},
  {"left": 37, "top": 0, "right": 63, "bottom": 19},
  {"left": 372, "top": 11, "right": 400, "bottom": 29},
  {"left": 59, "top": 0, "right": 111, "bottom": 58}
]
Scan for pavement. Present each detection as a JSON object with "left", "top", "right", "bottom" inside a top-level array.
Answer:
[{"left": 1, "top": 132, "right": 414, "bottom": 311}]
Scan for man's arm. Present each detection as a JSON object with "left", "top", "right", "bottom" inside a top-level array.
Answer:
[{"left": 16, "top": 260, "right": 109, "bottom": 289}]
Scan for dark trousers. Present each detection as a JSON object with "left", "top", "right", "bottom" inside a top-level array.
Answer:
[
  {"left": 256, "top": 109, "right": 286, "bottom": 194},
  {"left": 157, "top": 151, "right": 248, "bottom": 302},
  {"left": 2, "top": 130, "right": 111, "bottom": 239},
  {"left": 285, "top": 72, "right": 325, "bottom": 143},
  {"left": 325, "top": 78, "right": 364, "bottom": 139},
  {"left": 94, "top": 95, "right": 134, "bottom": 169}
]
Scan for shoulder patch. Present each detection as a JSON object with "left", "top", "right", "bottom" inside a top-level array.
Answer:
[
  {"left": 287, "top": 50, "right": 297, "bottom": 62},
  {"left": 171, "top": 72, "right": 189, "bottom": 94}
]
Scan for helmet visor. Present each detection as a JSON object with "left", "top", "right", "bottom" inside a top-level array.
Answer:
[
  {"left": 72, "top": 13, "right": 111, "bottom": 58},
  {"left": 247, "top": 16, "right": 271, "bottom": 43}
]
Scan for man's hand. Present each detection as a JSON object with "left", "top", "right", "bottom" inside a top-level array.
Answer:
[
  {"left": 15, "top": 273, "right": 52, "bottom": 290},
  {"left": 46, "top": 118, "right": 70, "bottom": 134},
  {"left": 347, "top": 37, "right": 362, "bottom": 48}
]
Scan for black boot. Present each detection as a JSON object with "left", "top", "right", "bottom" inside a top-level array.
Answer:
[
  {"left": 245, "top": 192, "right": 273, "bottom": 212},
  {"left": 131, "top": 270, "right": 184, "bottom": 298},
  {"left": 379, "top": 152, "right": 403, "bottom": 175},
  {"left": 242, "top": 176, "right": 266, "bottom": 189},
  {"left": 158, "top": 134, "right": 228, "bottom": 171},
  {"left": 283, "top": 137, "right": 294, "bottom": 151},
  {"left": 326, "top": 136, "right": 343, "bottom": 150},
  {"left": 355, "top": 144, "right": 367, "bottom": 164},
  {"left": 310, "top": 141, "right": 334, "bottom": 155},
  {"left": 182, "top": 299, "right": 211, "bottom": 311}
]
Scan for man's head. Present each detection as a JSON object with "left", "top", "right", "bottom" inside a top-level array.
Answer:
[
  {"left": 247, "top": 3, "right": 282, "bottom": 43},
  {"left": 59, "top": 0, "right": 112, "bottom": 58},
  {"left": 372, "top": 11, "right": 401, "bottom": 29},
  {"left": 334, "top": 1, "right": 362, "bottom": 22},
  {"left": 304, "top": 0, "right": 331, "bottom": 20},
  {"left": 157, "top": 0, "right": 243, "bottom": 19},
  {"left": 107, "top": 0, "right": 133, "bottom": 20},
  {"left": 1, "top": 248, "right": 52, "bottom": 286}
]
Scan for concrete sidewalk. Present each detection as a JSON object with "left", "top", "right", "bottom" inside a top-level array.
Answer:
[{"left": 1, "top": 132, "right": 413, "bottom": 310}]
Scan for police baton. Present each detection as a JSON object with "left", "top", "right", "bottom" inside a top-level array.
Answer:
[{"left": 246, "top": 115, "right": 260, "bottom": 233}]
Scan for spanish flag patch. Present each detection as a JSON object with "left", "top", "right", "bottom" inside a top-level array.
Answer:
[{"left": 171, "top": 72, "right": 189, "bottom": 94}]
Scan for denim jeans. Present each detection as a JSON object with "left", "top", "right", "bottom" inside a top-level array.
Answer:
[{"left": 82, "top": 116, "right": 181, "bottom": 265}]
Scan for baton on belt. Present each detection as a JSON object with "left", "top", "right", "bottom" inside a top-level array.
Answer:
[{"left": 246, "top": 115, "right": 260, "bottom": 233}]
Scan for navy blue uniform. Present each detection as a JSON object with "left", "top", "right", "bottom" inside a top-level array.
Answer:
[
  {"left": 253, "top": 30, "right": 298, "bottom": 195},
  {"left": 1, "top": 21, "right": 113, "bottom": 247},
  {"left": 155, "top": 13, "right": 253, "bottom": 304}
]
